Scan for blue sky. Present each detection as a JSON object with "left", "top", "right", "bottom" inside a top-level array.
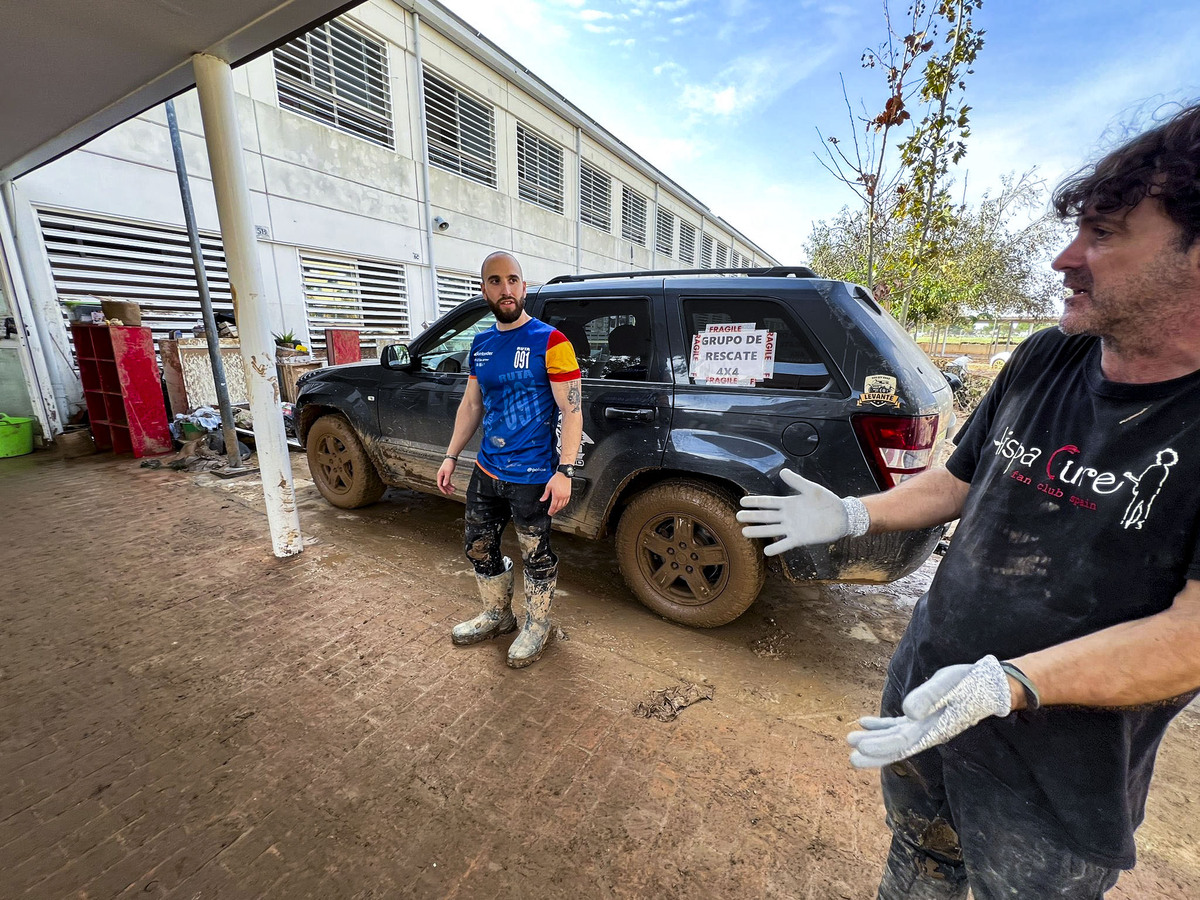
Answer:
[{"left": 437, "top": 0, "right": 1200, "bottom": 263}]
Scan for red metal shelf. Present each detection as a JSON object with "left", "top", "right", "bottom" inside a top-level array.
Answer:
[{"left": 71, "top": 324, "right": 171, "bottom": 457}]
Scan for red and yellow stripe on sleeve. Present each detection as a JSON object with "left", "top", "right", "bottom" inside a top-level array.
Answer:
[{"left": 545, "top": 330, "right": 581, "bottom": 382}]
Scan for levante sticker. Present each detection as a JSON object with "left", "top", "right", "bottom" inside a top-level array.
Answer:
[{"left": 857, "top": 374, "right": 901, "bottom": 408}]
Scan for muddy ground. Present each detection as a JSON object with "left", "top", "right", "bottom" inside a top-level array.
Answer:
[
  {"left": 218, "top": 455, "right": 1199, "bottom": 898},
  {"left": 4, "top": 448, "right": 1196, "bottom": 899}
]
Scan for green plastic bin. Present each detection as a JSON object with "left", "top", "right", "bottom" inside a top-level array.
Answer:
[{"left": 0, "top": 415, "right": 34, "bottom": 458}]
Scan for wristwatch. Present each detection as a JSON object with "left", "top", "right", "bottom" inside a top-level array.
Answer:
[{"left": 556, "top": 464, "right": 575, "bottom": 478}]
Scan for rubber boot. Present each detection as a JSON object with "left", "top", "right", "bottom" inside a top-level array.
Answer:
[
  {"left": 507, "top": 574, "right": 554, "bottom": 668},
  {"left": 451, "top": 557, "right": 516, "bottom": 645}
]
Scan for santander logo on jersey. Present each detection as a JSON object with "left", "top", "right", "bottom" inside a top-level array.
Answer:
[{"left": 991, "top": 426, "right": 1178, "bottom": 530}]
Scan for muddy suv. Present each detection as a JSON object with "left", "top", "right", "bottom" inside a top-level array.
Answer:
[{"left": 295, "top": 267, "right": 954, "bottom": 627}]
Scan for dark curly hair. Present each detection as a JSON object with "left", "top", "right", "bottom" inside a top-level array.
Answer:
[{"left": 1053, "top": 101, "right": 1200, "bottom": 249}]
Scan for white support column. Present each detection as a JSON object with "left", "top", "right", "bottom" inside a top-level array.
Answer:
[
  {"left": 0, "top": 182, "right": 59, "bottom": 438},
  {"left": 192, "top": 52, "right": 302, "bottom": 558}
]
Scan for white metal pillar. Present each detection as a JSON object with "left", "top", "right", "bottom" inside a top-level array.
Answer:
[
  {"left": 192, "top": 52, "right": 302, "bottom": 558},
  {"left": 0, "top": 182, "right": 59, "bottom": 438}
]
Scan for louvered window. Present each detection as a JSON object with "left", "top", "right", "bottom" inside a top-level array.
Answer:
[
  {"left": 516, "top": 124, "right": 564, "bottom": 213},
  {"left": 38, "top": 208, "right": 233, "bottom": 342},
  {"left": 731, "top": 251, "right": 742, "bottom": 268},
  {"left": 620, "top": 185, "right": 647, "bottom": 245},
  {"left": 300, "top": 253, "right": 408, "bottom": 355},
  {"left": 437, "top": 270, "right": 479, "bottom": 316},
  {"left": 700, "top": 234, "right": 714, "bottom": 267},
  {"left": 274, "top": 19, "right": 393, "bottom": 148},
  {"left": 580, "top": 161, "right": 611, "bottom": 231},
  {"left": 424, "top": 69, "right": 497, "bottom": 187},
  {"left": 715, "top": 242, "right": 729, "bottom": 267},
  {"left": 678, "top": 221, "right": 696, "bottom": 265},
  {"left": 655, "top": 208, "right": 674, "bottom": 256}
]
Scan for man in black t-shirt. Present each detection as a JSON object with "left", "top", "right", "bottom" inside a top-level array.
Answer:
[{"left": 738, "top": 103, "right": 1200, "bottom": 898}]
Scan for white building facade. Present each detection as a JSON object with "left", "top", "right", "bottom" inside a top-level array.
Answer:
[{"left": 0, "top": 0, "right": 776, "bottom": 430}]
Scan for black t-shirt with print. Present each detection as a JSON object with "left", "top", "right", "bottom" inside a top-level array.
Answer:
[{"left": 889, "top": 326, "right": 1200, "bottom": 868}]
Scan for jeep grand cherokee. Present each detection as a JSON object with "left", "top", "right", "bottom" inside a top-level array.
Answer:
[{"left": 296, "top": 267, "right": 954, "bottom": 627}]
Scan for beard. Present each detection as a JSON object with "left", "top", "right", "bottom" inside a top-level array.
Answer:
[
  {"left": 1059, "top": 247, "right": 1195, "bottom": 349},
  {"left": 487, "top": 293, "right": 525, "bottom": 324}
]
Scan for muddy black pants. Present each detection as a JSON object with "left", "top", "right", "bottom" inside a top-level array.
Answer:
[
  {"left": 876, "top": 675, "right": 1122, "bottom": 900},
  {"left": 464, "top": 467, "right": 557, "bottom": 581}
]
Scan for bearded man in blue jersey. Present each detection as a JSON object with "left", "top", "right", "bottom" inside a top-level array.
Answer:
[{"left": 437, "top": 251, "right": 583, "bottom": 668}]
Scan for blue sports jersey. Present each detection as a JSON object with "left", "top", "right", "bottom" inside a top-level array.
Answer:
[{"left": 469, "top": 317, "right": 580, "bottom": 484}]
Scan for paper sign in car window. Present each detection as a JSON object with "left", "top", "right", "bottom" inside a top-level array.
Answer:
[{"left": 689, "top": 322, "right": 777, "bottom": 386}]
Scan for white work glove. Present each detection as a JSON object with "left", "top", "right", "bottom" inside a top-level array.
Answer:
[
  {"left": 847, "top": 655, "right": 1013, "bottom": 768},
  {"left": 737, "top": 468, "right": 870, "bottom": 556}
]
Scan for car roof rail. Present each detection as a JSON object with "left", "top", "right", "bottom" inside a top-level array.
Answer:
[{"left": 545, "top": 265, "right": 819, "bottom": 285}]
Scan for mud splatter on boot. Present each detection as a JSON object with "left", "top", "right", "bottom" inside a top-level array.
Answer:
[
  {"left": 507, "top": 574, "right": 554, "bottom": 668},
  {"left": 452, "top": 557, "right": 516, "bottom": 645}
]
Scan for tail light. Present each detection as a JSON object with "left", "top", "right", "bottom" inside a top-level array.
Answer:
[{"left": 851, "top": 413, "right": 940, "bottom": 489}]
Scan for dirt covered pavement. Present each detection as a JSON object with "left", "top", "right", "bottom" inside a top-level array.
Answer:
[{"left": 2, "top": 451, "right": 1197, "bottom": 898}]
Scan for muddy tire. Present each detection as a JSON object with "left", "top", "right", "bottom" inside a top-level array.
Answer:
[
  {"left": 616, "top": 481, "right": 766, "bottom": 627},
  {"left": 306, "top": 414, "right": 385, "bottom": 509}
]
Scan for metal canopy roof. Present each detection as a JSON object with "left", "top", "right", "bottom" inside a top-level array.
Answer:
[{"left": 0, "top": 0, "right": 358, "bottom": 183}]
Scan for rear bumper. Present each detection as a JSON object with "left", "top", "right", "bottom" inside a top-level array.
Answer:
[{"left": 777, "top": 525, "right": 945, "bottom": 584}]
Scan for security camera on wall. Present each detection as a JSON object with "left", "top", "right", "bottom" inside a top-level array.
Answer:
[{"left": 433, "top": 216, "right": 450, "bottom": 232}]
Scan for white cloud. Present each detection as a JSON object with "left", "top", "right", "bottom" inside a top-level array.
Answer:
[
  {"left": 436, "top": 0, "right": 571, "bottom": 45},
  {"left": 579, "top": 9, "right": 613, "bottom": 21},
  {"left": 708, "top": 178, "right": 850, "bottom": 262},
  {"left": 653, "top": 60, "right": 685, "bottom": 79},
  {"left": 964, "top": 44, "right": 1200, "bottom": 220},
  {"left": 669, "top": 14, "right": 697, "bottom": 25},
  {"left": 628, "top": 134, "right": 707, "bottom": 169},
  {"left": 656, "top": 0, "right": 697, "bottom": 10},
  {"left": 681, "top": 84, "right": 741, "bottom": 116},
  {"left": 677, "top": 42, "right": 839, "bottom": 120},
  {"left": 583, "top": 23, "right": 617, "bottom": 33},
  {"left": 610, "top": 37, "right": 637, "bottom": 48}
]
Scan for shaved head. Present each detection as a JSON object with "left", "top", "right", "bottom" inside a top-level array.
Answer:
[
  {"left": 481, "top": 251, "right": 522, "bottom": 281},
  {"left": 480, "top": 252, "right": 527, "bottom": 326}
]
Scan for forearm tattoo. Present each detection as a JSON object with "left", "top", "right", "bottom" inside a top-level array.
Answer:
[{"left": 568, "top": 381, "right": 581, "bottom": 413}]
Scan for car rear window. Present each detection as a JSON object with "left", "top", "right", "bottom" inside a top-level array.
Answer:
[{"left": 681, "top": 297, "right": 830, "bottom": 391}]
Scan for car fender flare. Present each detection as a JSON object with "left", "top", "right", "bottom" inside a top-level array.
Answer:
[
  {"left": 661, "top": 432, "right": 788, "bottom": 496},
  {"left": 296, "top": 391, "right": 374, "bottom": 444}
]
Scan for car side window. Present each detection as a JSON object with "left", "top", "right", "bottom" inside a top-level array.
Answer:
[
  {"left": 417, "top": 306, "right": 494, "bottom": 374},
  {"left": 682, "top": 297, "right": 831, "bottom": 391},
  {"left": 542, "top": 297, "right": 652, "bottom": 381}
]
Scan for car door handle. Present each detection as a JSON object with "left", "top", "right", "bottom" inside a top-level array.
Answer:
[{"left": 605, "top": 406, "right": 655, "bottom": 422}]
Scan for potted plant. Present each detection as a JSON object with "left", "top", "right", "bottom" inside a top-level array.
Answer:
[{"left": 273, "top": 330, "right": 309, "bottom": 357}]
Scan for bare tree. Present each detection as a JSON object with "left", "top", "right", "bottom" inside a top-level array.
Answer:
[{"left": 815, "top": 1, "right": 936, "bottom": 290}]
